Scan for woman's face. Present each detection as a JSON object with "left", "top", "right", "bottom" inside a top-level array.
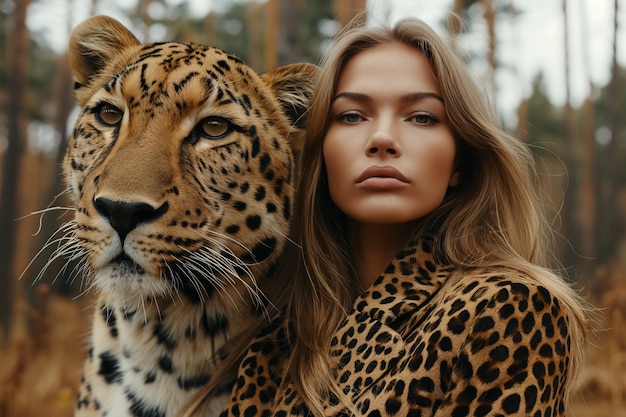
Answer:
[{"left": 323, "top": 41, "right": 459, "bottom": 226}]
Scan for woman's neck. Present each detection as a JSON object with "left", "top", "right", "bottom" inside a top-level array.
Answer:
[{"left": 347, "top": 221, "right": 417, "bottom": 289}]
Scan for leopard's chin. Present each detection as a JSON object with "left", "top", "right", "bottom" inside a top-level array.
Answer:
[
  {"left": 92, "top": 257, "right": 172, "bottom": 303},
  {"left": 111, "top": 253, "right": 146, "bottom": 275}
]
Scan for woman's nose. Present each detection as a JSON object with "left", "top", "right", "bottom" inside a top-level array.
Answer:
[{"left": 366, "top": 123, "right": 400, "bottom": 156}]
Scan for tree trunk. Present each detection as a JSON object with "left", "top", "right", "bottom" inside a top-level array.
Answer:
[
  {"left": 579, "top": 94, "right": 596, "bottom": 282},
  {"left": 90, "top": 0, "right": 98, "bottom": 16},
  {"left": 483, "top": 0, "right": 497, "bottom": 102},
  {"left": 511, "top": 3, "right": 528, "bottom": 142},
  {"left": 332, "top": 0, "right": 367, "bottom": 28},
  {"left": 577, "top": 0, "right": 597, "bottom": 283},
  {"left": 0, "top": 0, "right": 31, "bottom": 336},
  {"left": 266, "top": 0, "right": 311, "bottom": 68},
  {"left": 34, "top": 53, "right": 76, "bottom": 296},
  {"left": 266, "top": 0, "right": 278, "bottom": 70},
  {"left": 203, "top": 11, "right": 217, "bottom": 49},
  {"left": 138, "top": 0, "right": 153, "bottom": 41},
  {"left": 278, "top": 0, "right": 303, "bottom": 65},
  {"left": 247, "top": 1, "right": 263, "bottom": 71},
  {"left": 560, "top": 0, "right": 579, "bottom": 278},
  {"left": 601, "top": 0, "right": 622, "bottom": 262},
  {"left": 35, "top": 0, "right": 75, "bottom": 294}
]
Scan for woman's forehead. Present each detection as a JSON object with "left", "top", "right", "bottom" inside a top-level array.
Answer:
[{"left": 335, "top": 42, "right": 439, "bottom": 98}]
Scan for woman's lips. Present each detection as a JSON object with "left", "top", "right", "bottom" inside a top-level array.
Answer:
[
  {"left": 356, "top": 166, "right": 409, "bottom": 190},
  {"left": 356, "top": 166, "right": 409, "bottom": 183}
]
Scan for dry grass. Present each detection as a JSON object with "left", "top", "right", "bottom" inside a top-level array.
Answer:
[
  {"left": 2, "top": 269, "right": 626, "bottom": 417},
  {"left": 0, "top": 286, "right": 90, "bottom": 417},
  {"left": 570, "top": 261, "right": 626, "bottom": 415}
]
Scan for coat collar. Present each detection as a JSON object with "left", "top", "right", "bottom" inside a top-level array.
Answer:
[
  {"left": 324, "top": 235, "right": 454, "bottom": 406},
  {"left": 351, "top": 234, "right": 453, "bottom": 326},
  {"left": 266, "top": 235, "right": 455, "bottom": 415}
]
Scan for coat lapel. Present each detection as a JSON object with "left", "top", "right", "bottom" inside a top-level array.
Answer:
[{"left": 329, "top": 235, "right": 453, "bottom": 404}]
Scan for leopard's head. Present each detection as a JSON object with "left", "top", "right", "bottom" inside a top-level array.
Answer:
[{"left": 64, "top": 15, "right": 317, "bottom": 306}]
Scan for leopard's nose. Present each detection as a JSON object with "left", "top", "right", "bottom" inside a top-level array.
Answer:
[{"left": 93, "top": 197, "right": 169, "bottom": 243}]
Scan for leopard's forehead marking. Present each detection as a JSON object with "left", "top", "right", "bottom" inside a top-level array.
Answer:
[{"left": 100, "top": 42, "right": 255, "bottom": 117}]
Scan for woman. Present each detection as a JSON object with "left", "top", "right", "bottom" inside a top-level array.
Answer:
[{"left": 187, "top": 17, "right": 587, "bottom": 417}]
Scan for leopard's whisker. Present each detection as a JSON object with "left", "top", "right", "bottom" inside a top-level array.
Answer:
[
  {"left": 175, "top": 262, "right": 210, "bottom": 304},
  {"left": 20, "top": 220, "right": 79, "bottom": 281},
  {"left": 162, "top": 257, "right": 184, "bottom": 305},
  {"left": 181, "top": 244, "right": 265, "bottom": 309},
  {"left": 199, "top": 238, "right": 257, "bottom": 285},
  {"left": 169, "top": 253, "right": 213, "bottom": 303}
]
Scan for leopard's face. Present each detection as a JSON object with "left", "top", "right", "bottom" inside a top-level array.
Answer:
[{"left": 64, "top": 16, "right": 317, "bottom": 305}]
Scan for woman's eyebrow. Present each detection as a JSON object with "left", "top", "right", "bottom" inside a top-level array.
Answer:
[
  {"left": 332, "top": 91, "right": 444, "bottom": 104},
  {"left": 400, "top": 91, "right": 444, "bottom": 103},
  {"left": 332, "top": 91, "right": 370, "bottom": 103}
]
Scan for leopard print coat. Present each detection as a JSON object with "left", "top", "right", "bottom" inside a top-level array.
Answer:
[{"left": 219, "top": 236, "right": 574, "bottom": 417}]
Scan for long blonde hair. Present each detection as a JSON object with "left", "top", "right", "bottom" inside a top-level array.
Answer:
[
  {"left": 277, "top": 16, "right": 587, "bottom": 415},
  {"left": 184, "top": 16, "right": 587, "bottom": 417}
]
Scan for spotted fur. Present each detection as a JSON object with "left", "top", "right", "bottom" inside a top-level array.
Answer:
[{"left": 62, "top": 15, "right": 317, "bottom": 417}]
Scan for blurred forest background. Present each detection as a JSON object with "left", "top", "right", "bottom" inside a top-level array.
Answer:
[{"left": 0, "top": 0, "right": 625, "bottom": 416}]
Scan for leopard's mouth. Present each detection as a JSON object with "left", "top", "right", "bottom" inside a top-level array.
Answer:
[
  {"left": 90, "top": 249, "right": 173, "bottom": 302},
  {"left": 111, "top": 252, "right": 146, "bottom": 275}
]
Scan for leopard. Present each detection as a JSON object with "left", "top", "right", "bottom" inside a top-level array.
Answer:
[{"left": 58, "top": 14, "right": 318, "bottom": 417}]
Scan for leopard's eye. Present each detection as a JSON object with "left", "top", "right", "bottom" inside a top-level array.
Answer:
[
  {"left": 199, "top": 116, "right": 233, "bottom": 140},
  {"left": 96, "top": 103, "right": 123, "bottom": 126}
]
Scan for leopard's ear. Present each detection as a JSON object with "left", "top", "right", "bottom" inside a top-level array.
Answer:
[
  {"left": 262, "top": 63, "right": 319, "bottom": 130},
  {"left": 262, "top": 63, "right": 320, "bottom": 156},
  {"left": 69, "top": 15, "right": 141, "bottom": 100}
]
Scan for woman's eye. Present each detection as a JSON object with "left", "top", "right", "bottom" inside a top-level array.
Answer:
[
  {"left": 411, "top": 114, "right": 439, "bottom": 125},
  {"left": 338, "top": 112, "right": 363, "bottom": 123},
  {"left": 199, "top": 116, "right": 233, "bottom": 139},
  {"left": 96, "top": 103, "right": 123, "bottom": 126}
]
